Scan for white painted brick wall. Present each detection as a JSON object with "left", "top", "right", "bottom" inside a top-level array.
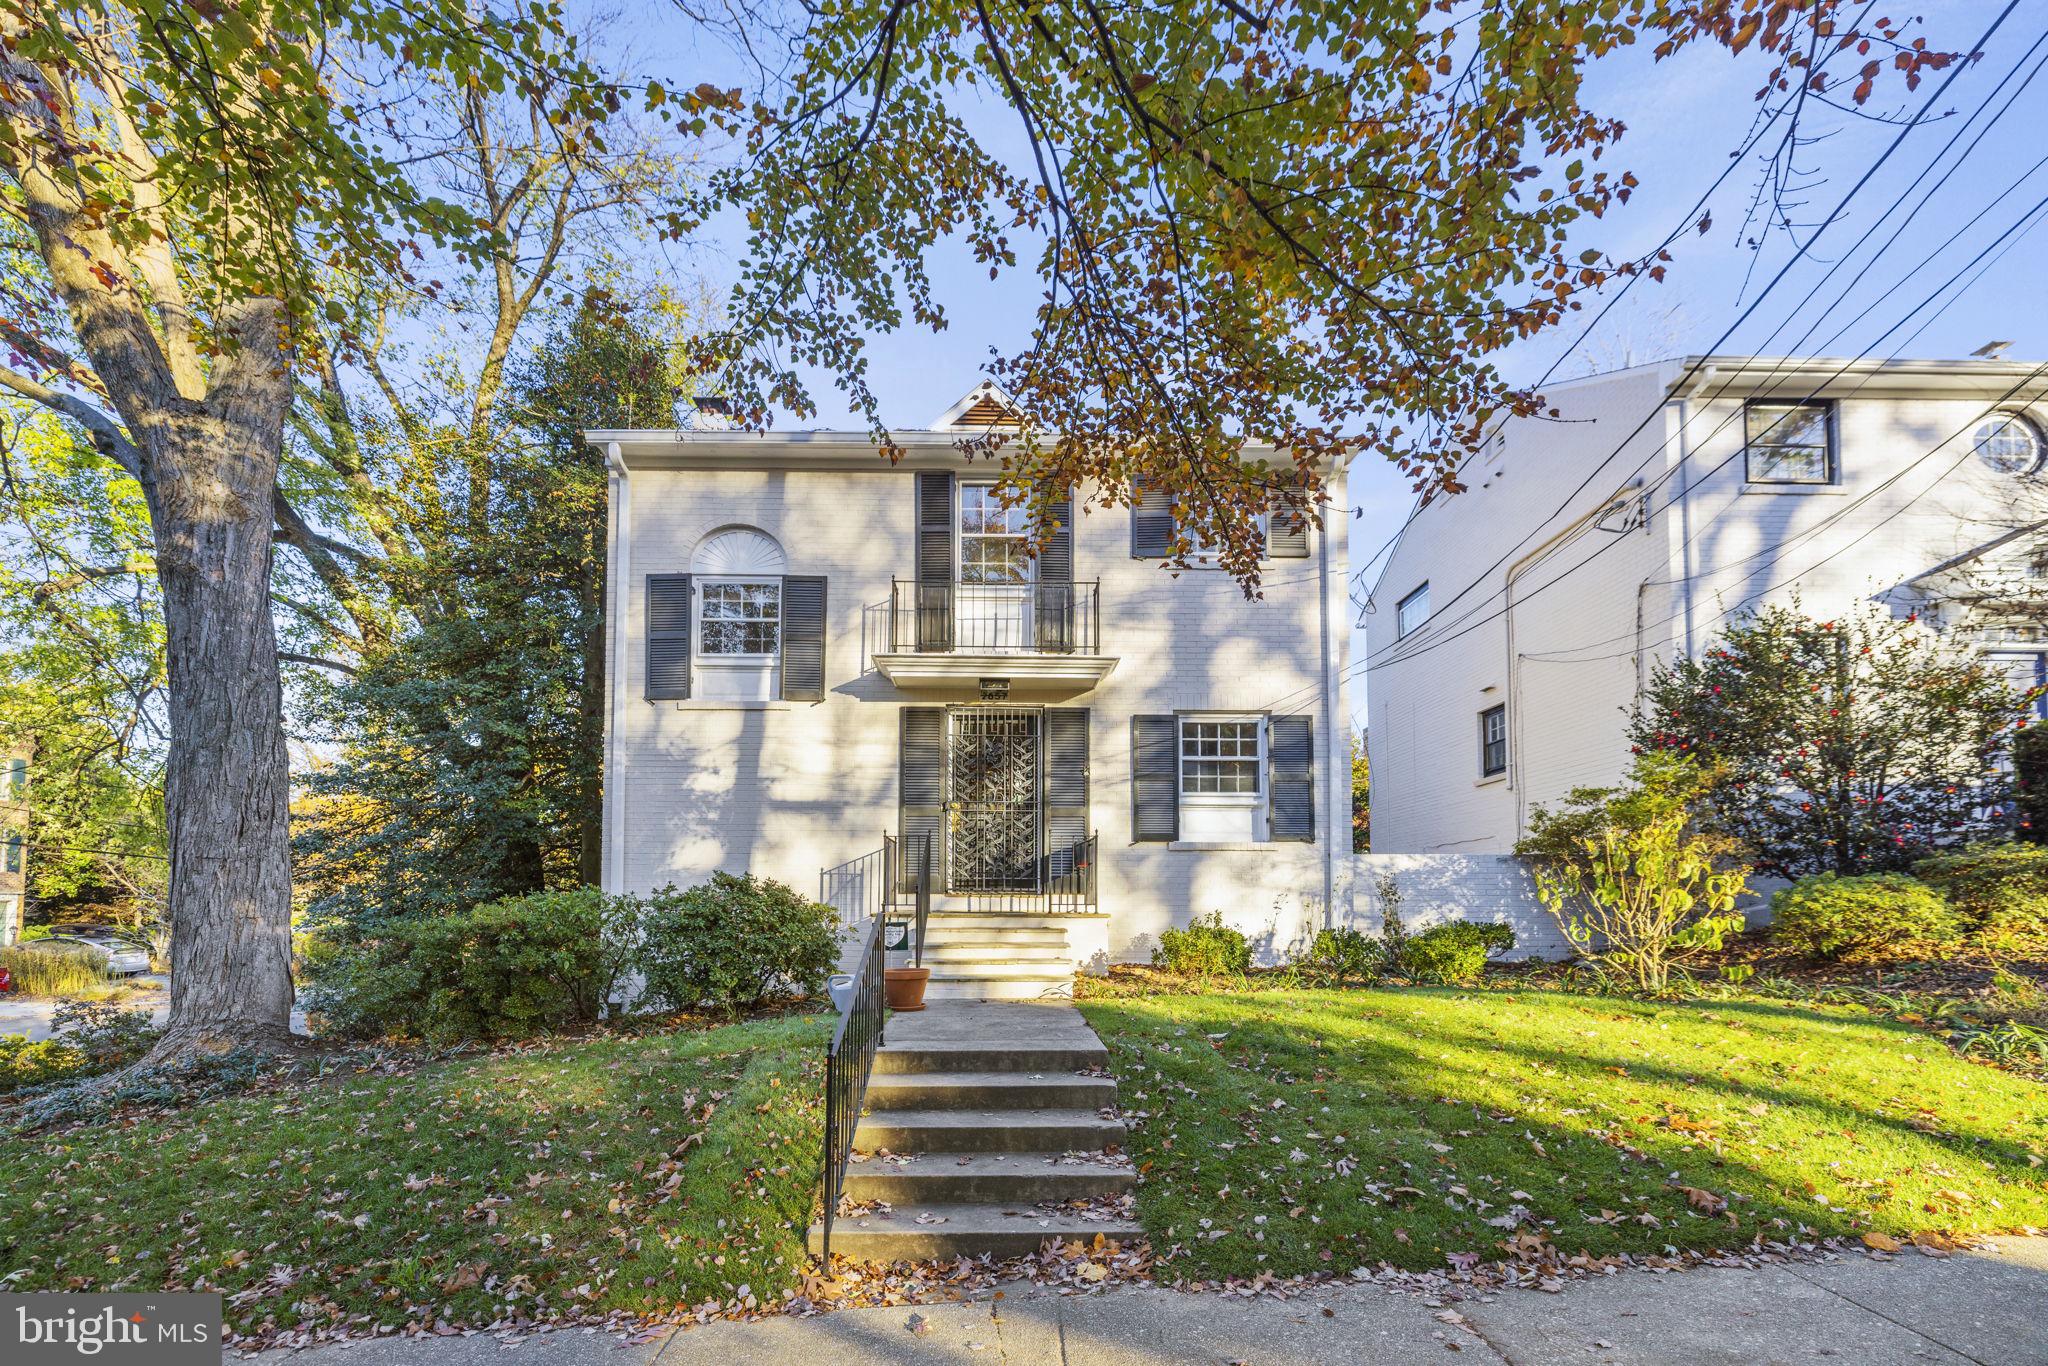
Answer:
[
  {"left": 604, "top": 457, "right": 1353, "bottom": 965},
  {"left": 1346, "top": 853, "right": 1569, "bottom": 960}
]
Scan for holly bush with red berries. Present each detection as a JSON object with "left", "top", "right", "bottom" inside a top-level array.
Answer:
[{"left": 1629, "top": 602, "right": 2033, "bottom": 878}]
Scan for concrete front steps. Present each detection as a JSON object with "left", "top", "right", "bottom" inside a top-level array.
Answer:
[
  {"left": 917, "top": 914, "right": 1077, "bottom": 1001},
  {"left": 808, "top": 1002, "right": 1143, "bottom": 1263}
]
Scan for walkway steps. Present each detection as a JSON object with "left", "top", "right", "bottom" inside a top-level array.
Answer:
[{"left": 809, "top": 1001, "right": 1143, "bottom": 1263}]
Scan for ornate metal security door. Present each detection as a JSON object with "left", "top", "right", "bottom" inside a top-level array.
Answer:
[{"left": 947, "top": 708, "right": 1042, "bottom": 893}]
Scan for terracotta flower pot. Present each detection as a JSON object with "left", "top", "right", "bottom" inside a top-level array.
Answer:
[{"left": 884, "top": 966, "right": 930, "bottom": 1012}]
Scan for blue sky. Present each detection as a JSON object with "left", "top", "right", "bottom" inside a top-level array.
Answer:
[{"left": 616, "top": 0, "right": 2048, "bottom": 730}]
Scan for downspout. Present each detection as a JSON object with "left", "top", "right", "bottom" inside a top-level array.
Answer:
[
  {"left": 1503, "top": 483, "right": 1642, "bottom": 836},
  {"left": 605, "top": 442, "right": 630, "bottom": 895},
  {"left": 1315, "top": 491, "right": 1337, "bottom": 927}
]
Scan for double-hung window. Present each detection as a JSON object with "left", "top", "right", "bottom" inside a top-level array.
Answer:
[
  {"left": 697, "top": 580, "right": 780, "bottom": 657},
  {"left": 1480, "top": 705, "right": 1507, "bottom": 777},
  {"left": 958, "top": 484, "right": 1035, "bottom": 586},
  {"left": 1178, "top": 715, "right": 1266, "bottom": 840},
  {"left": 2, "top": 829, "right": 20, "bottom": 875},
  {"left": 1397, "top": 583, "right": 1430, "bottom": 639},
  {"left": 1744, "top": 400, "right": 1835, "bottom": 485}
]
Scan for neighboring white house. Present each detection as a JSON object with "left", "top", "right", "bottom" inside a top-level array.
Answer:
[
  {"left": 1365, "top": 354, "right": 2048, "bottom": 859},
  {"left": 593, "top": 383, "right": 1354, "bottom": 984}
]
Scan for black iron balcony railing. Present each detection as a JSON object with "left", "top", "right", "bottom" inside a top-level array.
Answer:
[{"left": 888, "top": 578, "right": 1100, "bottom": 655}]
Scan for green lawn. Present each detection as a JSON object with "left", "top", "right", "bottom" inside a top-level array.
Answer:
[
  {"left": 1078, "top": 988, "right": 2048, "bottom": 1280},
  {"left": 0, "top": 1014, "right": 827, "bottom": 1338}
]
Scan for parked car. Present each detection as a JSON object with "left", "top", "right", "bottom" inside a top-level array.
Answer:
[{"left": 32, "top": 930, "right": 152, "bottom": 976}]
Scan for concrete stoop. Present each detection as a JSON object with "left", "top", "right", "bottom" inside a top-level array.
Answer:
[
  {"left": 918, "top": 913, "right": 1080, "bottom": 1001},
  {"left": 807, "top": 1002, "right": 1143, "bottom": 1262}
]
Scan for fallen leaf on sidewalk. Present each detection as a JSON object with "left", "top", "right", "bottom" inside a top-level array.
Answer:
[
  {"left": 1862, "top": 1232, "right": 1902, "bottom": 1252},
  {"left": 906, "top": 1313, "right": 931, "bottom": 1336}
]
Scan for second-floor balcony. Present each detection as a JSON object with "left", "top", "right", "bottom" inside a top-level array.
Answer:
[{"left": 872, "top": 578, "right": 1118, "bottom": 694}]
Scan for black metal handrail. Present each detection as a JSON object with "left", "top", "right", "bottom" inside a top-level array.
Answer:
[
  {"left": 935, "top": 831, "right": 1098, "bottom": 914},
  {"left": 913, "top": 832, "right": 932, "bottom": 967},
  {"left": 819, "top": 901, "right": 887, "bottom": 1262},
  {"left": 888, "top": 578, "right": 1100, "bottom": 654}
]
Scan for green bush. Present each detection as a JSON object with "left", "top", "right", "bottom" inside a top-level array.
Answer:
[
  {"left": 0, "top": 1035, "right": 88, "bottom": 1092},
  {"left": 1401, "top": 922, "right": 1515, "bottom": 986},
  {"left": 49, "top": 1000, "right": 159, "bottom": 1070},
  {"left": 1154, "top": 912, "right": 1253, "bottom": 976},
  {"left": 1912, "top": 844, "right": 2048, "bottom": 954},
  {"left": 637, "top": 873, "right": 839, "bottom": 1014},
  {"left": 1304, "top": 927, "right": 1385, "bottom": 983},
  {"left": 1769, "top": 873, "right": 1962, "bottom": 962},
  {"left": 0, "top": 942, "right": 109, "bottom": 997},
  {"left": 303, "top": 887, "right": 639, "bottom": 1042}
]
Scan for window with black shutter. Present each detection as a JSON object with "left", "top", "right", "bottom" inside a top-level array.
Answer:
[
  {"left": 780, "top": 576, "right": 827, "bottom": 701},
  {"left": 1131, "top": 714, "right": 1179, "bottom": 841},
  {"left": 645, "top": 573, "right": 692, "bottom": 700},
  {"left": 1044, "top": 709, "right": 1090, "bottom": 872},
  {"left": 1130, "top": 481, "right": 1175, "bottom": 558},
  {"left": 915, "top": 472, "right": 956, "bottom": 650},
  {"left": 1268, "top": 714, "right": 1316, "bottom": 842}
]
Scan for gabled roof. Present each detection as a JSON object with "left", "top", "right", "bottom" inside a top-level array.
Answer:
[
  {"left": 1903, "top": 518, "right": 2048, "bottom": 588},
  {"left": 930, "top": 380, "right": 1025, "bottom": 431}
]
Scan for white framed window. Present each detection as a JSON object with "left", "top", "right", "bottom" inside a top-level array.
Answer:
[
  {"left": 1744, "top": 400, "right": 1834, "bottom": 484},
  {"left": 1180, "top": 717, "right": 1263, "bottom": 795},
  {"left": 697, "top": 579, "right": 780, "bottom": 657},
  {"left": 1480, "top": 704, "right": 1507, "bottom": 777},
  {"left": 1177, "top": 714, "right": 1266, "bottom": 842},
  {"left": 1397, "top": 583, "right": 1430, "bottom": 638},
  {"left": 1974, "top": 411, "right": 2044, "bottom": 476},
  {"left": 958, "top": 483, "right": 1035, "bottom": 585},
  {"left": 1188, "top": 512, "right": 1270, "bottom": 567}
]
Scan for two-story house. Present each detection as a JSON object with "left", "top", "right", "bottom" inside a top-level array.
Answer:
[
  {"left": 1366, "top": 354, "right": 2048, "bottom": 858},
  {"left": 593, "top": 384, "right": 1354, "bottom": 995}
]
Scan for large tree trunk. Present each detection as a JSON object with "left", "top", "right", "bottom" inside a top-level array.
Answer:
[{"left": 145, "top": 349, "right": 298, "bottom": 1059}]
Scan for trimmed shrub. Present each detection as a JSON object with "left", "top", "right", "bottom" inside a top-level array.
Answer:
[
  {"left": 637, "top": 873, "right": 839, "bottom": 1014},
  {"left": 0, "top": 942, "right": 109, "bottom": 997},
  {"left": 1913, "top": 844, "right": 2048, "bottom": 955},
  {"left": 1304, "top": 927, "right": 1385, "bottom": 984},
  {"left": 1402, "top": 922, "right": 1515, "bottom": 986},
  {"left": 1154, "top": 912, "right": 1253, "bottom": 976},
  {"left": 303, "top": 887, "right": 639, "bottom": 1042},
  {"left": 1769, "top": 873, "right": 1962, "bottom": 962}
]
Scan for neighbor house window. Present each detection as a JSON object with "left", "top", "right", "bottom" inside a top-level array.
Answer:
[
  {"left": 1744, "top": 400, "right": 1834, "bottom": 484},
  {"left": 1397, "top": 583, "right": 1430, "bottom": 638},
  {"left": 1480, "top": 705, "right": 1507, "bottom": 777},
  {"left": 2, "top": 758, "right": 21, "bottom": 798},
  {"left": 2, "top": 830, "right": 19, "bottom": 874},
  {"left": 697, "top": 580, "right": 780, "bottom": 656},
  {"left": 1975, "top": 411, "right": 2044, "bottom": 476}
]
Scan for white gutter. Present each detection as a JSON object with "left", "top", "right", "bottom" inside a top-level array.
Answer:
[{"left": 604, "top": 442, "right": 629, "bottom": 895}]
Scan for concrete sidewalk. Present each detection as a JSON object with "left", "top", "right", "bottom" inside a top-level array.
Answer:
[{"left": 240, "top": 1237, "right": 2048, "bottom": 1365}]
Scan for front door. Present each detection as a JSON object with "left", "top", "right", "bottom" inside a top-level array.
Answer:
[{"left": 947, "top": 707, "right": 1042, "bottom": 892}]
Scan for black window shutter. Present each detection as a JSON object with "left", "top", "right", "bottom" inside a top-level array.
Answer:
[
  {"left": 915, "top": 472, "right": 955, "bottom": 651},
  {"left": 1043, "top": 709, "right": 1090, "bottom": 881},
  {"left": 1131, "top": 714, "right": 1179, "bottom": 842},
  {"left": 1268, "top": 714, "right": 1315, "bottom": 842},
  {"left": 1269, "top": 505, "right": 1311, "bottom": 558},
  {"left": 780, "top": 575, "right": 826, "bottom": 702},
  {"left": 1036, "top": 489, "right": 1075, "bottom": 653},
  {"left": 646, "top": 573, "right": 691, "bottom": 700},
  {"left": 1130, "top": 481, "right": 1174, "bottom": 558},
  {"left": 899, "top": 707, "right": 946, "bottom": 890}
]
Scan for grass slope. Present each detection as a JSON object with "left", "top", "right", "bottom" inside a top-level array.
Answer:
[
  {"left": 0, "top": 1014, "right": 827, "bottom": 1337},
  {"left": 1079, "top": 988, "right": 2048, "bottom": 1280}
]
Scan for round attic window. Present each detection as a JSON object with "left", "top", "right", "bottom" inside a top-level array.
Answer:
[
  {"left": 691, "top": 526, "right": 787, "bottom": 576},
  {"left": 1974, "top": 411, "right": 2043, "bottom": 475}
]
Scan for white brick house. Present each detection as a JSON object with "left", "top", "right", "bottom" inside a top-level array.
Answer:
[
  {"left": 593, "top": 386, "right": 1354, "bottom": 984},
  {"left": 1367, "top": 355, "right": 2048, "bottom": 857}
]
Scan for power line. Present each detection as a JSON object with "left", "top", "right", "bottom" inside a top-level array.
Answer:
[{"left": 1356, "top": 2, "right": 2023, "bottom": 645}]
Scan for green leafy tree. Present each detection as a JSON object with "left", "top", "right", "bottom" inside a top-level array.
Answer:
[
  {"left": 699, "top": 2, "right": 1958, "bottom": 580},
  {"left": 295, "top": 292, "right": 694, "bottom": 932},
  {"left": 1518, "top": 754, "right": 1749, "bottom": 993},
  {"left": 1351, "top": 731, "right": 1370, "bottom": 853},
  {"left": 1630, "top": 602, "right": 2030, "bottom": 878}
]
